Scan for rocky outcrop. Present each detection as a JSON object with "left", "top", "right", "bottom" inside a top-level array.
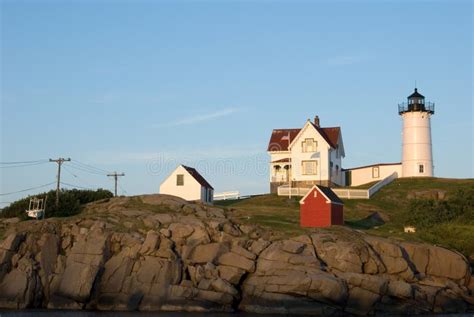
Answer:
[{"left": 0, "top": 194, "right": 472, "bottom": 315}]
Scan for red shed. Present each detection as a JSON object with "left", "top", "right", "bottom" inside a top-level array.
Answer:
[{"left": 299, "top": 185, "right": 344, "bottom": 227}]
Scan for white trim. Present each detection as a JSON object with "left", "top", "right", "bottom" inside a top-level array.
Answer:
[
  {"left": 288, "top": 121, "right": 331, "bottom": 151},
  {"left": 299, "top": 185, "right": 331, "bottom": 204}
]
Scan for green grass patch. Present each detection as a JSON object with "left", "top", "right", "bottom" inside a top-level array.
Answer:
[{"left": 218, "top": 178, "right": 474, "bottom": 260}]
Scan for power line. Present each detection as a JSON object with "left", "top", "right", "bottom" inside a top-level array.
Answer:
[
  {"left": 0, "top": 182, "right": 56, "bottom": 196},
  {"left": 0, "top": 159, "right": 48, "bottom": 164},
  {"left": 0, "top": 161, "right": 49, "bottom": 169},
  {"left": 68, "top": 162, "right": 108, "bottom": 176},
  {"left": 118, "top": 183, "right": 128, "bottom": 195},
  {"left": 63, "top": 166, "right": 97, "bottom": 189},
  {"left": 72, "top": 160, "right": 111, "bottom": 174},
  {"left": 60, "top": 181, "right": 92, "bottom": 190}
]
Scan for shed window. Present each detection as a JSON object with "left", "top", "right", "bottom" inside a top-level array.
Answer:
[
  {"left": 177, "top": 174, "right": 184, "bottom": 186},
  {"left": 302, "top": 160, "right": 317, "bottom": 175}
]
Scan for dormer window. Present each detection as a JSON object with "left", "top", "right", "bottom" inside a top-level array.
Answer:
[{"left": 302, "top": 138, "right": 317, "bottom": 152}]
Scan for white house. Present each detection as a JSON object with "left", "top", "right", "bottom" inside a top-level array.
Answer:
[
  {"left": 159, "top": 165, "right": 214, "bottom": 203},
  {"left": 267, "top": 116, "right": 345, "bottom": 193}
]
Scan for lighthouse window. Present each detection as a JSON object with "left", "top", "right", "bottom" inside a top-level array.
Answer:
[{"left": 419, "top": 164, "right": 424, "bottom": 174}]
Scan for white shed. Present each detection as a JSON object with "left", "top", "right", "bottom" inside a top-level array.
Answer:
[{"left": 159, "top": 165, "right": 214, "bottom": 204}]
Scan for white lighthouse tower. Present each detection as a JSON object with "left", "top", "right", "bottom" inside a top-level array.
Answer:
[{"left": 399, "top": 88, "right": 435, "bottom": 177}]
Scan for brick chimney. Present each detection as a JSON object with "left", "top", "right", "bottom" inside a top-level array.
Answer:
[{"left": 314, "top": 116, "right": 320, "bottom": 127}]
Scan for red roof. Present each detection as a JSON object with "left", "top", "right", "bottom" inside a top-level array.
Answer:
[
  {"left": 267, "top": 124, "right": 341, "bottom": 151},
  {"left": 182, "top": 165, "right": 214, "bottom": 189}
]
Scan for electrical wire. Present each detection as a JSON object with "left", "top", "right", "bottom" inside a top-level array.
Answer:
[
  {"left": 118, "top": 183, "right": 128, "bottom": 195},
  {"left": 68, "top": 163, "right": 107, "bottom": 176},
  {"left": 0, "top": 161, "right": 49, "bottom": 169},
  {"left": 0, "top": 159, "right": 48, "bottom": 164},
  {"left": 60, "top": 181, "right": 92, "bottom": 190},
  {"left": 63, "top": 166, "right": 97, "bottom": 189},
  {"left": 71, "top": 160, "right": 111, "bottom": 174},
  {"left": 0, "top": 182, "right": 56, "bottom": 196}
]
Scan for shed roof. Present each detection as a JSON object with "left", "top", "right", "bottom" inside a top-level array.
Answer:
[
  {"left": 300, "top": 185, "right": 344, "bottom": 205},
  {"left": 182, "top": 165, "right": 214, "bottom": 190}
]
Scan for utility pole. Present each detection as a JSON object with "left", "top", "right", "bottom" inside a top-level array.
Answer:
[
  {"left": 49, "top": 157, "right": 71, "bottom": 208},
  {"left": 107, "top": 172, "right": 125, "bottom": 197}
]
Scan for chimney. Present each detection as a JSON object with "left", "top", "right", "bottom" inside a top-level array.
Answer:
[{"left": 314, "top": 116, "right": 320, "bottom": 127}]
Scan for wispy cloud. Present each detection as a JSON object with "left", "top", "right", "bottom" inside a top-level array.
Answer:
[
  {"left": 153, "top": 107, "right": 240, "bottom": 128},
  {"left": 326, "top": 54, "right": 371, "bottom": 66}
]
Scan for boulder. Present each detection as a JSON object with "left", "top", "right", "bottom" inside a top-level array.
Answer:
[
  {"left": 218, "top": 265, "right": 246, "bottom": 284},
  {"left": 218, "top": 252, "right": 255, "bottom": 272},
  {"left": 211, "top": 278, "right": 239, "bottom": 296},
  {"left": 139, "top": 231, "right": 160, "bottom": 255},
  {"left": 169, "top": 223, "right": 194, "bottom": 239},
  {"left": 387, "top": 280, "right": 413, "bottom": 299},
  {"left": 345, "top": 286, "right": 380, "bottom": 315},
  {"left": 426, "top": 246, "right": 470, "bottom": 282},
  {"left": 0, "top": 233, "right": 24, "bottom": 251},
  {"left": 187, "top": 243, "right": 229, "bottom": 264},
  {"left": 231, "top": 245, "right": 256, "bottom": 260},
  {"left": 311, "top": 233, "right": 367, "bottom": 273},
  {"left": 249, "top": 239, "right": 270, "bottom": 255},
  {"left": 281, "top": 240, "right": 305, "bottom": 254}
]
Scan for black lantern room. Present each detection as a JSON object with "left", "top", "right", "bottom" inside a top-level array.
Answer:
[{"left": 398, "top": 88, "right": 435, "bottom": 115}]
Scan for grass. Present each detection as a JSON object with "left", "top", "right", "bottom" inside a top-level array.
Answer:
[
  {"left": 220, "top": 195, "right": 305, "bottom": 237},
  {"left": 216, "top": 177, "right": 474, "bottom": 259}
]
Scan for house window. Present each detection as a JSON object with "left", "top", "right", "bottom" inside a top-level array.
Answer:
[
  {"left": 419, "top": 164, "right": 424, "bottom": 173},
  {"left": 372, "top": 167, "right": 380, "bottom": 178},
  {"left": 302, "top": 160, "right": 317, "bottom": 175},
  {"left": 302, "top": 138, "right": 317, "bottom": 152},
  {"left": 336, "top": 165, "right": 339, "bottom": 176},
  {"left": 176, "top": 174, "right": 184, "bottom": 186},
  {"left": 313, "top": 191, "right": 318, "bottom": 198}
]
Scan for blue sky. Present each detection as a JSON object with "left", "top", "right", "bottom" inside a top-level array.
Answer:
[{"left": 1, "top": 0, "right": 472, "bottom": 204}]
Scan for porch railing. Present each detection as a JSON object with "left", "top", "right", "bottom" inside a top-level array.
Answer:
[{"left": 276, "top": 172, "right": 398, "bottom": 200}]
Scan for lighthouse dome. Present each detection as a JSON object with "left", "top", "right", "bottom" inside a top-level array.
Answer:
[{"left": 399, "top": 88, "right": 434, "bottom": 114}]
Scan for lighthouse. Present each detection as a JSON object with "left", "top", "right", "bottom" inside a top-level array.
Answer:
[{"left": 399, "top": 88, "right": 435, "bottom": 177}]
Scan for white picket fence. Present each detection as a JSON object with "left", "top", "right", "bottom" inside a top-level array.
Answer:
[
  {"left": 277, "top": 186, "right": 310, "bottom": 197},
  {"left": 214, "top": 191, "right": 241, "bottom": 201},
  {"left": 277, "top": 172, "right": 398, "bottom": 200},
  {"left": 331, "top": 188, "right": 370, "bottom": 199}
]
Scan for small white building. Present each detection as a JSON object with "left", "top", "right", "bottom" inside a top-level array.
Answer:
[
  {"left": 343, "top": 163, "right": 402, "bottom": 187},
  {"left": 159, "top": 165, "right": 214, "bottom": 204}
]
